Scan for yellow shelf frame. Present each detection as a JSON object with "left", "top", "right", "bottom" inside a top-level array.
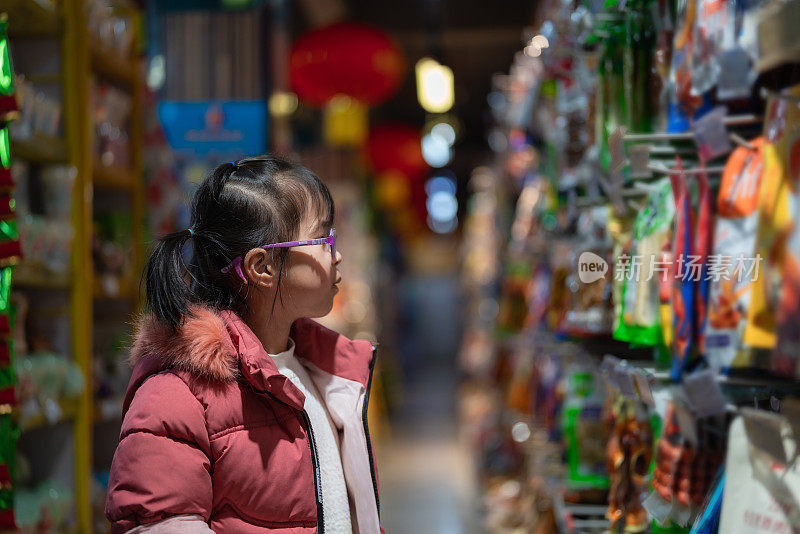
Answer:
[
  {"left": 63, "top": 0, "right": 93, "bottom": 531},
  {"left": 5, "top": 1, "right": 145, "bottom": 531}
]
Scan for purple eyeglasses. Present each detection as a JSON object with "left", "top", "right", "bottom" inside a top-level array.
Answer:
[{"left": 221, "top": 228, "right": 336, "bottom": 285}]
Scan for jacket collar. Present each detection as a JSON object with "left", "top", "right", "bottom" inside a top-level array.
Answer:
[{"left": 126, "top": 304, "right": 375, "bottom": 412}]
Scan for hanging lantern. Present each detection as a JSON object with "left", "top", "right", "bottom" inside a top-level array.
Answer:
[
  {"left": 289, "top": 22, "right": 405, "bottom": 107},
  {"left": 365, "top": 123, "right": 428, "bottom": 181}
]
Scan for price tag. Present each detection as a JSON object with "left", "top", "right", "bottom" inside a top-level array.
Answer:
[
  {"left": 628, "top": 144, "right": 652, "bottom": 178},
  {"left": 642, "top": 491, "right": 674, "bottom": 526},
  {"left": 717, "top": 47, "right": 756, "bottom": 101},
  {"left": 616, "top": 366, "right": 637, "bottom": 399},
  {"left": 683, "top": 370, "right": 728, "bottom": 418},
  {"left": 601, "top": 355, "right": 621, "bottom": 390},
  {"left": 673, "top": 399, "right": 698, "bottom": 446},
  {"left": 693, "top": 106, "right": 732, "bottom": 161},
  {"left": 632, "top": 370, "right": 655, "bottom": 406},
  {"left": 607, "top": 127, "right": 628, "bottom": 216}
]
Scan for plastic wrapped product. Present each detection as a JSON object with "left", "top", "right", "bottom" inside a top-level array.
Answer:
[
  {"left": 771, "top": 87, "right": 800, "bottom": 376},
  {"left": 744, "top": 86, "right": 800, "bottom": 352},
  {"left": 704, "top": 138, "right": 765, "bottom": 371},
  {"left": 615, "top": 178, "right": 675, "bottom": 347},
  {"left": 671, "top": 171, "right": 695, "bottom": 379}
]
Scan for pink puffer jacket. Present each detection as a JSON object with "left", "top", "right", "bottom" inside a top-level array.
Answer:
[{"left": 105, "top": 305, "right": 383, "bottom": 534}]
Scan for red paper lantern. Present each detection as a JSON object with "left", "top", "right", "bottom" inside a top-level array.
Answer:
[
  {"left": 365, "top": 124, "right": 428, "bottom": 181},
  {"left": 290, "top": 22, "right": 405, "bottom": 107}
]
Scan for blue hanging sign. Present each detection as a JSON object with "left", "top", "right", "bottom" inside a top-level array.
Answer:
[{"left": 158, "top": 100, "right": 268, "bottom": 156}]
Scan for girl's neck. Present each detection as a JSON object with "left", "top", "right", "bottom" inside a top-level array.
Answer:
[{"left": 244, "top": 308, "right": 295, "bottom": 356}]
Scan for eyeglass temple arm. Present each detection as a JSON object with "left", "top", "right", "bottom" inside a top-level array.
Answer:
[{"left": 221, "top": 237, "right": 332, "bottom": 284}]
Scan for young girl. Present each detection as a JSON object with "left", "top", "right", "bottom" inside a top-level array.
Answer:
[{"left": 105, "top": 156, "right": 383, "bottom": 534}]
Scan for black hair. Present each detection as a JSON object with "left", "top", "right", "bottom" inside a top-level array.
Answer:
[{"left": 143, "top": 154, "right": 335, "bottom": 332}]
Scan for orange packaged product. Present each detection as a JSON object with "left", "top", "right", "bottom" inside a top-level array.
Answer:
[
  {"left": 744, "top": 88, "right": 800, "bottom": 351},
  {"left": 704, "top": 137, "right": 765, "bottom": 370}
]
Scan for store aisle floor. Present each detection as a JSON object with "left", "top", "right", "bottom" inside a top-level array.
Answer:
[{"left": 376, "top": 365, "right": 482, "bottom": 534}]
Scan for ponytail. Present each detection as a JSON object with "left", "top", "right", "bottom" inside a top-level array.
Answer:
[{"left": 144, "top": 229, "right": 194, "bottom": 332}]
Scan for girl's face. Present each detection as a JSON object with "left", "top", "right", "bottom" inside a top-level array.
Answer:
[{"left": 277, "top": 210, "right": 342, "bottom": 319}]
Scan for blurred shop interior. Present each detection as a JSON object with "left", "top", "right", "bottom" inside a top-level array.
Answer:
[{"left": 2, "top": 0, "right": 800, "bottom": 533}]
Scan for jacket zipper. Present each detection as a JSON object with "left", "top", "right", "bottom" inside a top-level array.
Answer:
[
  {"left": 362, "top": 347, "right": 380, "bottom": 516},
  {"left": 263, "top": 391, "right": 325, "bottom": 533},
  {"left": 300, "top": 409, "right": 325, "bottom": 534}
]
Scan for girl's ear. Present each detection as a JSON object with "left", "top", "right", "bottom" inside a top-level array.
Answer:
[{"left": 242, "top": 248, "right": 276, "bottom": 287}]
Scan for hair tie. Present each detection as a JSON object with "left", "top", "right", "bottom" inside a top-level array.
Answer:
[
  {"left": 187, "top": 228, "right": 194, "bottom": 237},
  {"left": 228, "top": 161, "right": 237, "bottom": 169}
]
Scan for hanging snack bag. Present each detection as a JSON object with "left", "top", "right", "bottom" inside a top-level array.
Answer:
[
  {"left": 772, "top": 87, "right": 800, "bottom": 376},
  {"left": 691, "top": 0, "right": 731, "bottom": 96},
  {"left": 704, "top": 138, "right": 765, "bottom": 371},
  {"left": 564, "top": 207, "right": 615, "bottom": 336},
  {"left": 744, "top": 86, "right": 800, "bottom": 352},
  {"left": 616, "top": 179, "right": 675, "bottom": 347},
  {"left": 671, "top": 170, "right": 695, "bottom": 379},
  {"left": 606, "top": 397, "right": 652, "bottom": 532},
  {"left": 694, "top": 171, "right": 713, "bottom": 356},
  {"left": 562, "top": 363, "right": 609, "bottom": 490},
  {"left": 608, "top": 211, "right": 634, "bottom": 334}
]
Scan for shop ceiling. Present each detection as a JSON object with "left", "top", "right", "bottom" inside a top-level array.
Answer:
[{"left": 295, "top": 0, "right": 537, "bottom": 159}]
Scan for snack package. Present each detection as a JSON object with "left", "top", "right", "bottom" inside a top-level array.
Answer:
[
  {"left": 704, "top": 138, "right": 765, "bottom": 371},
  {"left": 648, "top": 402, "right": 693, "bottom": 525},
  {"left": 691, "top": 0, "right": 731, "bottom": 96},
  {"left": 563, "top": 363, "right": 609, "bottom": 490},
  {"left": 564, "top": 207, "right": 615, "bottom": 336},
  {"left": 744, "top": 86, "right": 800, "bottom": 351},
  {"left": 694, "top": 172, "right": 713, "bottom": 356},
  {"left": 668, "top": 0, "right": 704, "bottom": 132},
  {"left": 671, "top": 171, "right": 694, "bottom": 379},
  {"left": 653, "top": 0, "right": 675, "bottom": 132},
  {"left": 717, "top": 0, "right": 764, "bottom": 100},
  {"left": 772, "top": 87, "right": 800, "bottom": 375},
  {"left": 496, "top": 262, "right": 533, "bottom": 338},
  {"left": 626, "top": 0, "right": 657, "bottom": 133},
  {"left": 719, "top": 412, "right": 800, "bottom": 533},
  {"left": 615, "top": 179, "right": 675, "bottom": 347},
  {"left": 607, "top": 397, "right": 653, "bottom": 532},
  {"left": 608, "top": 211, "right": 635, "bottom": 333}
]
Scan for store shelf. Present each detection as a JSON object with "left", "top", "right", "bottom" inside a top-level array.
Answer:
[
  {"left": 10, "top": 135, "right": 69, "bottom": 165},
  {"left": 5, "top": 1, "right": 145, "bottom": 531},
  {"left": 93, "top": 275, "right": 137, "bottom": 301},
  {"left": 90, "top": 39, "right": 137, "bottom": 88},
  {"left": 93, "top": 160, "right": 136, "bottom": 190},
  {"left": 3, "top": 0, "right": 60, "bottom": 38},
  {"left": 13, "top": 260, "right": 70, "bottom": 289},
  {"left": 18, "top": 397, "right": 79, "bottom": 433},
  {"left": 93, "top": 395, "right": 123, "bottom": 423}
]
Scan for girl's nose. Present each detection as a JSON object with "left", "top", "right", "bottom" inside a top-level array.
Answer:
[{"left": 334, "top": 249, "right": 342, "bottom": 264}]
